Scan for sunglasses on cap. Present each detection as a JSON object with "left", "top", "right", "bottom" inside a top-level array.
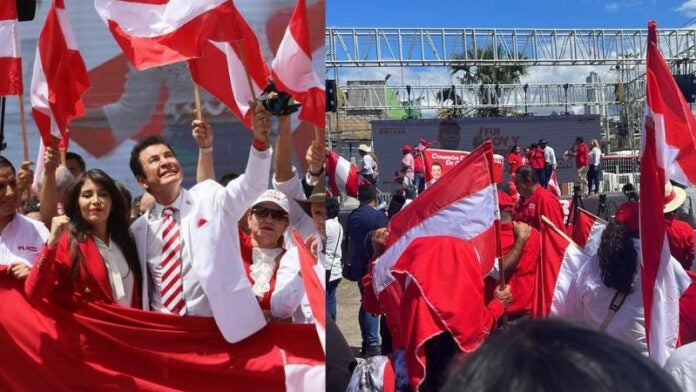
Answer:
[{"left": 251, "top": 206, "right": 288, "bottom": 220}]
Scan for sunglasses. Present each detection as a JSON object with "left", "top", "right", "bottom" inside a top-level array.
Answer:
[{"left": 251, "top": 206, "right": 288, "bottom": 220}]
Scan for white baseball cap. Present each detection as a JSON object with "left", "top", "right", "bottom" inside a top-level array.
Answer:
[{"left": 252, "top": 189, "right": 290, "bottom": 213}]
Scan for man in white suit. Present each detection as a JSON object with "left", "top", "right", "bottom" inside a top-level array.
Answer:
[{"left": 129, "top": 105, "right": 272, "bottom": 343}]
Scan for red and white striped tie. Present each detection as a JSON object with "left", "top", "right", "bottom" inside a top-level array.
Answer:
[{"left": 160, "top": 207, "right": 186, "bottom": 315}]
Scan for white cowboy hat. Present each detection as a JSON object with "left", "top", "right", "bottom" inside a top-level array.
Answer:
[
  {"left": 664, "top": 182, "right": 687, "bottom": 213},
  {"left": 358, "top": 144, "right": 371, "bottom": 153}
]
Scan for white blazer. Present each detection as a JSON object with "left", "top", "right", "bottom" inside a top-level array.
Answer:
[{"left": 131, "top": 146, "right": 272, "bottom": 343}]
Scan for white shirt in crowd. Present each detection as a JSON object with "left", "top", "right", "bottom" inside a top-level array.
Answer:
[
  {"left": 0, "top": 214, "right": 49, "bottom": 267},
  {"left": 94, "top": 236, "right": 135, "bottom": 307},
  {"left": 361, "top": 154, "right": 375, "bottom": 176},
  {"left": 589, "top": 146, "right": 602, "bottom": 166},
  {"left": 325, "top": 217, "right": 343, "bottom": 282},
  {"left": 146, "top": 193, "right": 212, "bottom": 317},
  {"left": 664, "top": 341, "right": 696, "bottom": 391},
  {"left": 544, "top": 146, "right": 557, "bottom": 166}
]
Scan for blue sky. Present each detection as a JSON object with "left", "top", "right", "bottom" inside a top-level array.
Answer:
[{"left": 328, "top": 0, "right": 696, "bottom": 28}]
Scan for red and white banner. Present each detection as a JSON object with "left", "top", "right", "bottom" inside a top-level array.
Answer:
[
  {"left": 535, "top": 215, "right": 590, "bottom": 318},
  {"left": 373, "top": 141, "right": 500, "bottom": 295},
  {"left": 570, "top": 208, "right": 606, "bottom": 256},
  {"left": 271, "top": 0, "right": 324, "bottom": 129},
  {"left": 642, "top": 21, "right": 694, "bottom": 365},
  {"left": 326, "top": 149, "right": 359, "bottom": 198},
  {"left": 95, "top": 0, "right": 242, "bottom": 70},
  {"left": 422, "top": 148, "right": 504, "bottom": 184},
  {"left": 0, "top": 0, "right": 22, "bottom": 96},
  {"left": 548, "top": 171, "right": 561, "bottom": 198},
  {"left": 292, "top": 229, "right": 326, "bottom": 355},
  {"left": 188, "top": 5, "right": 270, "bottom": 128},
  {"left": 30, "top": 0, "right": 90, "bottom": 147}
]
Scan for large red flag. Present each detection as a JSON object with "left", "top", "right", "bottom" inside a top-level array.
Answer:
[
  {"left": 571, "top": 208, "right": 606, "bottom": 256},
  {"left": 271, "top": 0, "right": 325, "bottom": 128},
  {"left": 30, "top": 0, "right": 90, "bottom": 147},
  {"left": 292, "top": 229, "right": 326, "bottom": 355},
  {"left": 534, "top": 216, "right": 590, "bottom": 318},
  {"left": 642, "top": 20, "right": 693, "bottom": 365},
  {"left": 326, "top": 149, "right": 359, "bottom": 197},
  {"left": 94, "top": 0, "right": 242, "bottom": 70},
  {"left": 187, "top": 6, "right": 270, "bottom": 128},
  {"left": 0, "top": 0, "right": 22, "bottom": 96}
]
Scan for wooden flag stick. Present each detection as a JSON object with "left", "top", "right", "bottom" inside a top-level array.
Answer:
[
  {"left": 233, "top": 40, "right": 269, "bottom": 146},
  {"left": 193, "top": 82, "right": 203, "bottom": 121},
  {"left": 17, "top": 95, "right": 28, "bottom": 162}
]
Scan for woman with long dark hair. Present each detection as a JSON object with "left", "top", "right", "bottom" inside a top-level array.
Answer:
[
  {"left": 566, "top": 201, "right": 689, "bottom": 356},
  {"left": 25, "top": 169, "right": 142, "bottom": 308}
]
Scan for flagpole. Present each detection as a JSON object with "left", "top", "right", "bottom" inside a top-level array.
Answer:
[
  {"left": 193, "top": 82, "right": 203, "bottom": 121},
  {"left": 234, "top": 40, "right": 269, "bottom": 147},
  {"left": 18, "top": 95, "right": 29, "bottom": 162}
]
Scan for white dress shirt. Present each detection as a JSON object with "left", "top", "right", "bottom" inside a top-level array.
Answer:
[
  {"left": 94, "top": 236, "right": 134, "bottom": 307},
  {"left": 325, "top": 217, "right": 343, "bottom": 282},
  {"left": 146, "top": 192, "right": 212, "bottom": 316},
  {"left": 544, "top": 146, "right": 557, "bottom": 166},
  {"left": 362, "top": 154, "right": 375, "bottom": 176},
  {"left": 589, "top": 146, "right": 602, "bottom": 166}
]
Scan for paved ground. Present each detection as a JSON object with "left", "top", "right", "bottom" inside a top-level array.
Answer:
[{"left": 334, "top": 279, "right": 363, "bottom": 357}]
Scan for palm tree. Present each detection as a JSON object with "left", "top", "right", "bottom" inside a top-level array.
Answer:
[
  {"left": 449, "top": 46, "right": 528, "bottom": 117},
  {"left": 435, "top": 85, "right": 471, "bottom": 118}
]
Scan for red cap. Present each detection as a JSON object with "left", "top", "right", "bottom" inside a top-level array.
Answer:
[
  {"left": 402, "top": 145, "right": 412, "bottom": 154},
  {"left": 614, "top": 201, "right": 639, "bottom": 232},
  {"left": 498, "top": 190, "right": 514, "bottom": 210}
]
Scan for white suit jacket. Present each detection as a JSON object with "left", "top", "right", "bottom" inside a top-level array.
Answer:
[{"left": 131, "top": 146, "right": 272, "bottom": 343}]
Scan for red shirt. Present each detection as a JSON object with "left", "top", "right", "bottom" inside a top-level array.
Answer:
[
  {"left": 665, "top": 215, "right": 696, "bottom": 270},
  {"left": 507, "top": 152, "right": 522, "bottom": 175},
  {"left": 515, "top": 185, "right": 565, "bottom": 231},
  {"left": 575, "top": 143, "right": 589, "bottom": 168},
  {"left": 531, "top": 148, "right": 546, "bottom": 170},
  {"left": 413, "top": 151, "right": 425, "bottom": 174},
  {"left": 500, "top": 222, "right": 540, "bottom": 316}
]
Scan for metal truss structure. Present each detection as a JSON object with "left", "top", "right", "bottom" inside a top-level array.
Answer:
[
  {"left": 326, "top": 27, "right": 696, "bottom": 67},
  {"left": 340, "top": 82, "right": 619, "bottom": 110}
]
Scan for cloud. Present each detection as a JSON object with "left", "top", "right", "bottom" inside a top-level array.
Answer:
[
  {"left": 605, "top": 2, "right": 620, "bottom": 12},
  {"left": 677, "top": 0, "right": 696, "bottom": 17}
]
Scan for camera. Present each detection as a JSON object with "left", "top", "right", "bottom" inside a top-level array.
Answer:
[{"left": 258, "top": 81, "right": 300, "bottom": 116}]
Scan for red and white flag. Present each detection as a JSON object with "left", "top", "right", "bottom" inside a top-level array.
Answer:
[
  {"left": 571, "top": 208, "right": 606, "bottom": 256},
  {"left": 548, "top": 171, "right": 561, "bottom": 198},
  {"left": 326, "top": 150, "right": 359, "bottom": 198},
  {"left": 415, "top": 138, "right": 433, "bottom": 153},
  {"left": 642, "top": 21, "right": 693, "bottom": 365},
  {"left": 291, "top": 229, "right": 326, "bottom": 354},
  {"left": 30, "top": 0, "right": 90, "bottom": 147},
  {"left": 95, "top": 0, "right": 243, "bottom": 70},
  {"left": 0, "top": 0, "right": 22, "bottom": 96},
  {"left": 535, "top": 215, "right": 591, "bottom": 318},
  {"left": 188, "top": 6, "right": 270, "bottom": 128},
  {"left": 271, "top": 0, "right": 325, "bottom": 129},
  {"left": 373, "top": 141, "right": 500, "bottom": 295}
]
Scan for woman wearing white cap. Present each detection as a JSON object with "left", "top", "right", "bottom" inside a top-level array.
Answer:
[{"left": 239, "top": 189, "right": 306, "bottom": 322}]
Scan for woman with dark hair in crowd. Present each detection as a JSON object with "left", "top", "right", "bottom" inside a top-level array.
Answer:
[
  {"left": 25, "top": 169, "right": 142, "bottom": 308},
  {"left": 507, "top": 144, "right": 522, "bottom": 181},
  {"left": 442, "top": 319, "right": 681, "bottom": 392},
  {"left": 564, "top": 201, "right": 689, "bottom": 356}
]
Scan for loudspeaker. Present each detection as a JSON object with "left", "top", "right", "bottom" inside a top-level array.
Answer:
[
  {"left": 325, "top": 79, "right": 337, "bottom": 112},
  {"left": 16, "top": 0, "right": 37, "bottom": 22},
  {"left": 673, "top": 74, "right": 696, "bottom": 103}
]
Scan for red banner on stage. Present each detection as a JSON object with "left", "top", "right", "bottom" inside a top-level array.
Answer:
[{"left": 422, "top": 148, "right": 504, "bottom": 184}]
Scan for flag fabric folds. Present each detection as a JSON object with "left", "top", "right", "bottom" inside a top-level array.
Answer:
[
  {"left": 0, "top": 278, "right": 324, "bottom": 390},
  {"left": 642, "top": 20, "right": 694, "bottom": 365},
  {"left": 570, "top": 208, "right": 607, "bottom": 256},
  {"left": 536, "top": 216, "right": 590, "bottom": 318},
  {"left": 292, "top": 229, "right": 326, "bottom": 355},
  {"left": 30, "top": 0, "right": 90, "bottom": 147},
  {"left": 548, "top": 171, "right": 561, "bottom": 198},
  {"left": 326, "top": 149, "right": 359, "bottom": 198},
  {"left": 187, "top": 5, "right": 269, "bottom": 129},
  {"left": 271, "top": 0, "right": 325, "bottom": 129},
  {"left": 0, "top": 0, "right": 22, "bottom": 96}
]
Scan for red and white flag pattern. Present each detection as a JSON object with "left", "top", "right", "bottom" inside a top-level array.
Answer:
[
  {"left": 291, "top": 229, "right": 326, "bottom": 354},
  {"left": 535, "top": 215, "right": 590, "bottom": 318},
  {"left": 0, "top": 0, "right": 22, "bottom": 96},
  {"left": 548, "top": 171, "right": 561, "bottom": 198},
  {"left": 571, "top": 208, "right": 606, "bottom": 256},
  {"left": 30, "top": 0, "right": 90, "bottom": 147},
  {"left": 271, "top": 0, "right": 325, "bottom": 129},
  {"left": 326, "top": 150, "right": 359, "bottom": 198},
  {"left": 373, "top": 141, "right": 500, "bottom": 295},
  {"left": 642, "top": 21, "right": 693, "bottom": 365},
  {"left": 188, "top": 5, "right": 270, "bottom": 128},
  {"left": 95, "top": 0, "right": 242, "bottom": 70}
]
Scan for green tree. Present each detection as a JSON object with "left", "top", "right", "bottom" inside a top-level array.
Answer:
[
  {"left": 435, "top": 85, "right": 471, "bottom": 119},
  {"left": 449, "top": 46, "right": 528, "bottom": 117}
]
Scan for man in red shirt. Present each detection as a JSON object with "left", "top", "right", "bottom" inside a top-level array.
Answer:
[
  {"left": 665, "top": 182, "right": 696, "bottom": 270},
  {"left": 567, "top": 137, "right": 589, "bottom": 196},
  {"left": 530, "top": 144, "right": 547, "bottom": 188},
  {"left": 514, "top": 165, "right": 565, "bottom": 231},
  {"left": 496, "top": 190, "right": 539, "bottom": 321}
]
